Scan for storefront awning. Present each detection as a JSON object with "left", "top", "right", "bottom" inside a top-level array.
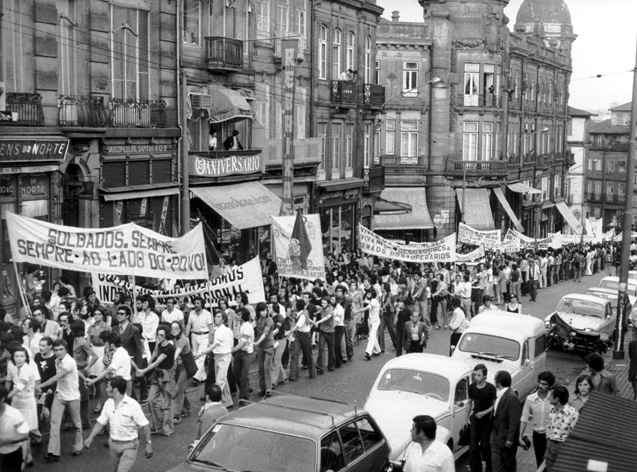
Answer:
[
  {"left": 374, "top": 197, "right": 412, "bottom": 215},
  {"left": 101, "top": 183, "right": 180, "bottom": 202},
  {"left": 374, "top": 188, "right": 434, "bottom": 230},
  {"left": 208, "top": 86, "right": 254, "bottom": 123},
  {"left": 456, "top": 188, "right": 495, "bottom": 231},
  {"left": 555, "top": 200, "right": 584, "bottom": 235},
  {"left": 508, "top": 182, "right": 542, "bottom": 195},
  {"left": 190, "top": 182, "right": 282, "bottom": 230},
  {"left": 493, "top": 187, "right": 524, "bottom": 232}
]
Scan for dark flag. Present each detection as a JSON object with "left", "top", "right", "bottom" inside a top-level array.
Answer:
[
  {"left": 290, "top": 210, "right": 312, "bottom": 271},
  {"left": 196, "top": 208, "right": 223, "bottom": 266}
]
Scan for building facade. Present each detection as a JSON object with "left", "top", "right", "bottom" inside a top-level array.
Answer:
[
  {"left": 566, "top": 106, "right": 594, "bottom": 231},
  {"left": 375, "top": 0, "right": 578, "bottom": 240}
]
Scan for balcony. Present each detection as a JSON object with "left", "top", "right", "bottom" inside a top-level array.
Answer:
[
  {"left": 446, "top": 159, "right": 509, "bottom": 177},
  {"left": 58, "top": 95, "right": 109, "bottom": 127},
  {"left": 330, "top": 80, "right": 356, "bottom": 106},
  {"left": 362, "top": 84, "right": 385, "bottom": 109},
  {"left": 205, "top": 36, "right": 244, "bottom": 71},
  {"left": 363, "top": 166, "right": 385, "bottom": 193},
  {"left": 0, "top": 93, "right": 44, "bottom": 126},
  {"left": 263, "top": 138, "right": 322, "bottom": 168},
  {"left": 109, "top": 99, "right": 167, "bottom": 128},
  {"left": 456, "top": 94, "right": 502, "bottom": 108}
]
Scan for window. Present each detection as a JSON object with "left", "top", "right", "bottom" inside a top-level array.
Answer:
[
  {"left": 318, "top": 25, "right": 327, "bottom": 79},
  {"left": 554, "top": 174, "right": 561, "bottom": 198},
  {"left": 364, "top": 124, "right": 372, "bottom": 168},
  {"left": 594, "top": 181, "right": 602, "bottom": 197},
  {"left": 320, "top": 432, "right": 345, "bottom": 471},
  {"left": 386, "top": 120, "right": 395, "bottom": 155},
  {"left": 482, "top": 122, "right": 494, "bottom": 161},
  {"left": 595, "top": 159, "right": 602, "bottom": 171},
  {"left": 318, "top": 122, "right": 327, "bottom": 170},
  {"left": 111, "top": 6, "right": 150, "bottom": 100},
  {"left": 346, "top": 32, "right": 355, "bottom": 71},
  {"left": 276, "top": 2, "right": 289, "bottom": 33},
  {"left": 483, "top": 64, "right": 496, "bottom": 102},
  {"left": 619, "top": 183, "right": 626, "bottom": 197},
  {"left": 339, "top": 422, "right": 365, "bottom": 464},
  {"left": 462, "top": 122, "right": 478, "bottom": 161},
  {"left": 332, "top": 29, "right": 342, "bottom": 80},
  {"left": 607, "top": 184, "right": 615, "bottom": 199},
  {"left": 183, "top": 0, "right": 201, "bottom": 45},
  {"left": 297, "top": 10, "right": 306, "bottom": 50},
  {"left": 464, "top": 63, "right": 479, "bottom": 106},
  {"left": 59, "top": 0, "right": 77, "bottom": 95},
  {"left": 374, "top": 130, "right": 380, "bottom": 165},
  {"left": 345, "top": 124, "right": 354, "bottom": 169},
  {"left": 403, "top": 62, "right": 418, "bottom": 96},
  {"left": 356, "top": 418, "right": 382, "bottom": 451},
  {"left": 401, "top": 121, "right": 418, "bottom": 162},
  {"left": 541, "top": 176, "right": 549, "bottom": 201},
  {"left": 257, "top": 0, "right": 270, "bottom": 33},
  {"left": 365, "top": 36, "right": 372, "bottom": 83},
  {"left": 255, "top": 99, "right": 269, "bottom": 140},
  {"left": 619, "top": 160, "right": 627, "bottom": 173},
  {"left": 332, "top": 124, "right": 341, "bottom": 172},
  {"left": 607, "top": 159, "right": 615, "bottom": 172},
  {"left": 534, "top": 334, "right": 546, "bottom": 358},
  {"left": 375, "top": 60, "right": 380, "bottom": 85},
  {"left": 455, "top": 378, "right": 469, "bottom": 403}
]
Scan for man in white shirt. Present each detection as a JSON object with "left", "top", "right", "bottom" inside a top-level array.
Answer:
[
  {"left": 402, "top": 415, "right": 454, "bottom": 472},
  {"left": 22, "top": 318, "right": 43, "bottom": 355},
  {"left": 36, "top": 339, "right": 83, "bottom": 461},
  {"left": 195, "top": 312, "right": 234, "bottom": 408},
  {"left": 160, "top": 297, "right": 184, "bottom": 328},
  {"left": 87, "top": 332, "right": 133, "bottom": 395},
  {"left": 84, "top": 376, "right": 153, "bottom": 472},
  {"left": 186, "top": 297, "right": 213, "bottom": 383},
  {"left": 519, "top": 371, "right": 555, "bottom": 468},
  {"left": 32, "top": 307, "right": 62, "bottom": 340},
  {"left": 139, "top": 295, "right": 160, "bottom": 355},
  {"left": 355, "top": 288, "right": 382, "bottom": 360}
]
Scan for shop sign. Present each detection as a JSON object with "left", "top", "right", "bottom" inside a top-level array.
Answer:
[
  {"left": 465, "top": 177, "right": 508, "bottom": 188},
  {"left": 0, "top": 137, "right": 69, "bottom": 162},
  {"left": 0, "top": 174, "right": 15, "bottom": 197},
  {"left": 102, "top": 143, "right": 175, "bottom": 155},
  {"left": 20, "top": 175, "right": 48, "bottom": 197},
  {"left": 190, "top": 154, "right": 263, "bottom": 178},
  {"left": 0, "top": 164, "right": 59, "bottom": 175}
]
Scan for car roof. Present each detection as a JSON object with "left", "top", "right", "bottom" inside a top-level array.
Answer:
[
  {"left": 467, "top": 310, "right": 545, "bottom": 334},
  {"left": 587, "top": 288, "right": 636, "bottom": 302},
  {"left": 560, "top": 293, "right": 611, "bottom": 305},
  {"left": 600, "top": 276, "right": 637, "bottom": 287},
  {"left": 217, "top": 395, "right": 363, "bottom": 440},
  {"left": 377, "top": 353, "right": 472, "bottom": 381}
]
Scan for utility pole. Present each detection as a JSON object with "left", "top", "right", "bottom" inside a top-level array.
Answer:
[
  {"left": 615, "top": 35, "right": 637, "bottom": 360},
  {"left": 180, "top": 71, "right": 190, "bottom": 235}
]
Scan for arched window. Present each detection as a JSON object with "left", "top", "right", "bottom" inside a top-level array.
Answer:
[
  {"left": 347, "top": 32, "right": 355, "bottom": 71},
  {"left": 318, "top": 25, "right": 327, "bottom": 79},
  {"left": 332, "top": 29, "right": 342, "bottom": 79}
]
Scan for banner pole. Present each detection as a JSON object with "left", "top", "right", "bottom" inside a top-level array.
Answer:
[
  {"left": 131, "top": 273, "right": 137, "bottom": 319},
  {"left": 13, "top": 261, "right": 29, "bottom": 314}
]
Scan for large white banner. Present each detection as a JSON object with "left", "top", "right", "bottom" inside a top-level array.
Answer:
[
  {"left": 586, "top": 217, "right": 603, "bottom": 244},
  {"left": 455, "top": 246, "right": 485, "bottom": 263},
  {"left": 271, "top": 214, "right": 326, "bottom": 281},
  {"left": 359, "top": 224, "right": 456, "bottom": 263},
  {"left": 457, "top": 223, "right": 502, "bottom": 249},
  {"left": 91, "top": 257, "right": 265, "bottom": 307},
  {"left": 7, "top": 212, "right": 208, "bottom": 279}
]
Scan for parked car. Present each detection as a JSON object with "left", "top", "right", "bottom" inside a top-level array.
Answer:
[
  {"left": 451, "top": 311, "right": 547, "bottom": 403},
  {"left": 598, "top": 276, "right": 637, "bottom": 297},
  {"left": 587, "top": 287, "right": 637, "bottom": 327},
  {"left": 364, "top": 353, "right": 473, "bottom": 461},
  {"left": 544, "top": 294, "right": 614, "bottom": 359},
  {"left": 167, "top": 395, "right": 391, "bottom": 472}
]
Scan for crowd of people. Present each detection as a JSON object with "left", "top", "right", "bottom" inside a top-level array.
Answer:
[{"left": 0, "top": 239, "right": 634, "bottom": 471}]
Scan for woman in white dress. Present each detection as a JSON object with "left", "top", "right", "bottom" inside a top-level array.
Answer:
[{"left": 7, "top": 346, "right": 40, "bottom": 466}]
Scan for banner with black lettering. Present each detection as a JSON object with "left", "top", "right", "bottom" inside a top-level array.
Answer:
[
  {"left": 455, "top": 247, "right": 485, "bottom": 263},
  {"left": 359, "top": 224, "right": 456, "bottom": 263},
  {"left": 504, "top": 228, "right": 561, "bottom": 250},
  {"left": 457, "top": 223, "right": 502, "bottom": 249},
  {"left": 272, "top": 214, "right": 326, "bottom": 281},
  {"left": 7, "top": 212, "right": 208, "bottom": 279},
  {"left": 91, "top": 257, "right": 265, "bottom": 307}
]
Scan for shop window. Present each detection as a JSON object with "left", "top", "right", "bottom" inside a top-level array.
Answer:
[{"left": 183, "top": 0, "right": 201, "bottom": 45}]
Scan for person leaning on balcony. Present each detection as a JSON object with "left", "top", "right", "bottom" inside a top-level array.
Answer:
[
  {"left": 208, "top": 129, "right": 218, "bottom": 150},
  {"left": 339, "top": 69, "right": 353, "bottom": 81},
  {"left": 223, "top": 130, "right": 243, "bottom": 151}
]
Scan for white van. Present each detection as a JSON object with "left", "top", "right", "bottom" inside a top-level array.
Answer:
[{"left": 451, "top": 311, "right": 547, "bottom": 402}]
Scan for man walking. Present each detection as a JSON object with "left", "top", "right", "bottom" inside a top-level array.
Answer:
[
  {"left": 84, "top": 376, "right": 153, "bottom": 472},
  {"left": 402, "top": 415, "right": 454, "bottom": 472},
  {"left": 467, "top": 364, "right": 496, "bottom": 472},
  {"left": 528, "top": 257, "right": 540, "bottom": 302},
  {"left": 519, "top": 371, "right": 555, "bottom": 468},
  {"left": 186, "top": 297, "right": 213, "bottom": 384},
  {"left": 315, "top": 296, "right": 335, "bottom": 374},
  {"left": 544, "top": 386, "right": 579, "bottom": 471},
  {"left": 490, "top": 370, "right": 521, "bottom": 472}
]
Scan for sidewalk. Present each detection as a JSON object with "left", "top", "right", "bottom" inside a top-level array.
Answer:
[{"left": 605, "top": 336, "right": 635, "bottom": 401}]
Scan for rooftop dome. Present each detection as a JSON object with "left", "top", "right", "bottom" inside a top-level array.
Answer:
[{"left": 515, "top": 0, "right": 572, "bottom": 26}]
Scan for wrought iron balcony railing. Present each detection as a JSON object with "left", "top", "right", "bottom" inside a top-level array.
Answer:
[
  {"left": 362, "top": 84, "right": 385, "bottom": 108},
  {"left": 205, "top": 36, "right": 244, "bottom": 70},
  {"left": 109, "top": 99, "right": 167, "bottom": 128},
  {"left": 1, "top": 93, "right": 44, "bottom": 126},
  {"left": 456, "top": 94, "right": 502, "bottom": 108},
  {"left": 330, "top": 80, "right": 356, "bottom": 105},
  {"left": 58, "top": 95, "right": 109, "bottom": 127}
]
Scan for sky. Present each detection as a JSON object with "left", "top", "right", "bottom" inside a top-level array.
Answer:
[{"left": 376, "top": 0, "right": 637, "bottom": 114}]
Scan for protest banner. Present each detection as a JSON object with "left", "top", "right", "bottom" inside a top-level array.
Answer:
[
  {"left": 6, "top": 212, "right": 208, "bottom": 279},
  {"left": 505, "top": 228, "right": 561, "bottom": 250},
  {"left": 272, "top": 213, "right": 326, "bottom": 281},
  {"left": 359, "top": 224, "right": 456, "bottom": 263},
  {"left": 457, "top": 223, "right": 502, "bottom": 249},
  {"left": 455, "top": 246, "right": 485, "bottom": 263},
  {"left": 91, "top": 257, "right": 264, "bottom": 307},
  {"left": 585, "top": 217, "right": 603, "bottom": 244},
  {"left": 560, "top": 234, "right": 592, "bottom": 245}
]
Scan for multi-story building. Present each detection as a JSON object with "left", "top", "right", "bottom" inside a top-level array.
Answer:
[
  {"left": 566, "top": 106, "right": 595, "bottom": 230},
  {"left": 0, "top": 0, "right": 179, "bottom": 314},
  {"left": 587, "top": 102, "right": 631, "bottom": 230},
  {"left": 375, "top": 0, "right": 578, "bottom": 240}
]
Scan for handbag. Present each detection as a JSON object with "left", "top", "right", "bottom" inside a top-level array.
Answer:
[{"left": 181, "top": 350, "right": 198, "bottom": 379}]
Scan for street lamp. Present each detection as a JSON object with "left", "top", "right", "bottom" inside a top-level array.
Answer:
[{"left": 374, "top": 76, "right": 443, "bottom": 129}]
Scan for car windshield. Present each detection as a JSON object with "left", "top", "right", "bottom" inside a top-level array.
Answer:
[
  {"left": 587, "top": 291, "right": 618, "bottom": 308},
  {"left": 599, "top": 280, "right": 637, "bottom": 296},
  {"left": 377, "top": 368, "right": 450, "bottom": 401},
  {"left": 557, "top": 298, "right": 604, "bottom": 318},
  {"left": 191, "top": 424, "right": 315, "bottom": 472},
  {"left": 458, "top": 334, "right": 520, "bottom": 360}
]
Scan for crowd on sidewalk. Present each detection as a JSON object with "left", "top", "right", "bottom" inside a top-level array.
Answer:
[{"left": 0, "top": 239, "right": 635, "bottom": 471}]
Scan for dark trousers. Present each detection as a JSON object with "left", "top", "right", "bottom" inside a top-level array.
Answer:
[
  {"left": 378, "top": 314, "right": 397, "bottom": 351},
  {"left": 79, "top": 377, "right": 91, "bottom": 428},
  {"left": 232, "top": 351, "right": 251, "bottom": 400},
  {"left": 317, "top": 331, "right": 335, "bottom": 371},
  {"left": 470, "top": 416, "right": 492, "bottom": 472},
  {"left": 396, "top": 327, "right": 405, "bottom": 357},
  {"left": 546, "top": 266, "right": 553, "bottom": 287},
  {"left": 521, "top": 272, "right": 529, "bottom": 296},
  {"left": 334, "top": 326, "right": 345, "bottom": 367},
  {"left": 532, "top": 431, "right": 548, "bottom": 468},
  {"left": 471, "top": 288, "right": 483, "bottom": 318},
  {"left": 490, "top": 442, "right": 518, "bottom": 472},
  {"left": 0, "top": 447, "right": 22, "bottom": 472},
  {"left": 529, "top": 279, "right": 538, "bottom": 301},
  {"left": 450, "top": 331, "right": 462, "bottom": 356},
  {"left": 204, "top": 352, "right": 216, "bottom": 398},
  {"left": 291, "top": 331, "right": 315, "bottom": 379},
  {"left": 406, "top": 344, "right": 423, "bottom": 354},
  {"left": 430, "top": 298, "right": 439, "bottom": 325}
]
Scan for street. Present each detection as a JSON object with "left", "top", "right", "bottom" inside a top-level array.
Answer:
[{"left": 35, "top": 270, "right": 610, "bottom": 472}]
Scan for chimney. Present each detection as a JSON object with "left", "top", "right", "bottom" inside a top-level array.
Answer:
[{"left": 391, "top": 10, "right": 400, "bottom": 22}]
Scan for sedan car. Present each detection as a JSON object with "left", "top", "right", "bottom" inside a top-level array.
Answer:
[
  {"left": 167, "top": 395, "right": 391, "bottom": 472},
  {"left": 364, "top": 353, "right": 473, "bottom": 462},
  {"left": 544, "top": 294, "right": 615, "bottom": 343},
  {"left": 598, "top": 276, "right": 637, "bottom": 297}
]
